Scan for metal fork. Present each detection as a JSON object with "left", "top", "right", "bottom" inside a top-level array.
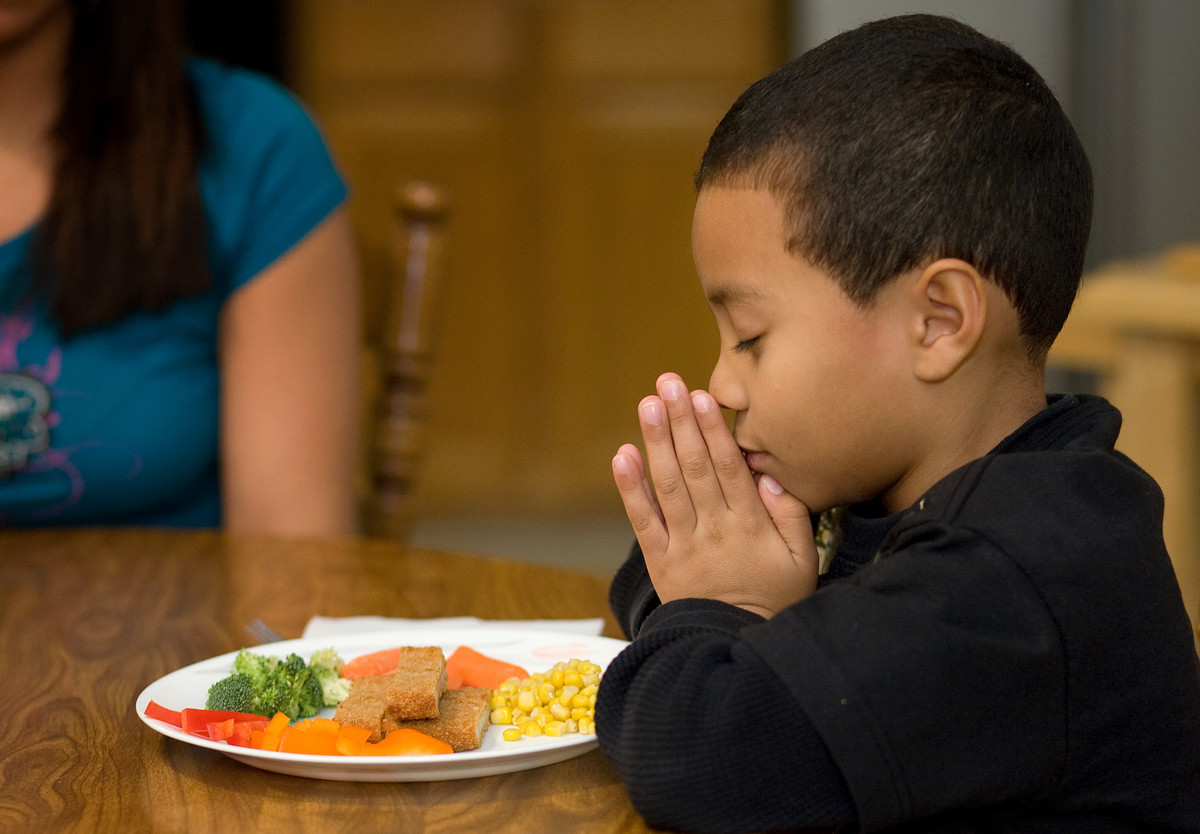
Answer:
[{"left": 244, "top": 618, "right": 286, "bottom": 644}]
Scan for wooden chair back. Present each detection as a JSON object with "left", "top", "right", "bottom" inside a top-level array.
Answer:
[{"left": 363, "top": 180, "right": 452, "bottom": 538}]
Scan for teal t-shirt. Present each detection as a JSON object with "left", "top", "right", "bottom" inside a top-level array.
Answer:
[{"left": 0, "top": 59, "right": 348, "bottom": 527}]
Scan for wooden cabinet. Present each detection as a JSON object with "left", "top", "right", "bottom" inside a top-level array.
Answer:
[{"left": 286, "top": 0, "right": 788, "bottom": 518}]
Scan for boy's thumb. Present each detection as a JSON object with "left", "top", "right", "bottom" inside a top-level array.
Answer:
[{"left": 758, "top": 474, "right": 813, "bottom": 558}]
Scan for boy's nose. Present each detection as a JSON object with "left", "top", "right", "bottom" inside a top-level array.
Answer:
[{"left": 708, "top": 356, "right": 747, "bottom": 414}]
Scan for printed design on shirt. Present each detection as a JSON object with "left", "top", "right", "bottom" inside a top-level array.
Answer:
[
  {"left": 0, "top": 307, "right": 85, "bottom": 517},
  {"left": 0, "top": 372, "right": 50, "bottom": 476},
  {"left": 814, "top": 506, "right": 844, "bottom": 574}
]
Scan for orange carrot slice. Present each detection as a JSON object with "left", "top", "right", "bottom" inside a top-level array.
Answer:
[
  {"left": 335, "top": 725, "right": 373, "bottom": 756},
  {"left": 279, "top": 717, "right": 340, "bottom": 755},
  {"left": 341, "top": 647, "right": 408, "bottom": 680},
  {"left": 446, "top": 645, "right": 528, "bottom": 689},
  {"left": 364, "top": 728, "right": 453, "bottom": 756}
]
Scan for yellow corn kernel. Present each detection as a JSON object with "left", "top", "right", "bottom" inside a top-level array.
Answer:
[
  {"left": 577, "top": 717, "right": 595, "bottom": 735},
  {"left": 563, "top": 670, "right": 583, "bottom": 688},
  {"left": 549, "top": 701, "right": 570, "bottom": 721},
  {"left": 571, "top": 692, "right": 591, "bottom": 709},
  {"left": 521, "top": 721, "right": 544, "bottom": 737},
  {"left": 556, "top": 685, "right": 579, "bottom": 708},
  {"left": 502, "top": 727, "right": 522, "bottom": 741},
  {"left": 490, "top": 707, "right": 513, "bottom": 725},
  {"left": 516, "top": 689, "right": 537, "bottom": 712},
  {"left": 570, "top": 707, "right": 589, "bottom": 721},
  {"left": 537, "top": 682, "right": 556, "bottom": 705},
  {"left": 543, "top": 721, "right": 567, "bottom": 737},
  {"left": 550, "top": 667, "right": 565, "bottom": 688}
]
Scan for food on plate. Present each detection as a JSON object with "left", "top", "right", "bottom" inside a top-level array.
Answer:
[
  {"left": 341, "top": 647, "right": 409, "bottom": 680},
  {"left": 446, "top": 645, "right": 529, "bottom": 689},
  {"left": 384, "top": 646, "right": 447, "bottom": 719},
  {"left": 278, "top": 716, "right": 453, "bottom": 756},
  {"left": 204, "top": 672, "right": 257, "bottom": 713},
  {"left": 332, "top": 645, "right": 529, "bottom": 752},
  {"left": 142, "top": 700, "right": 452, "bottom": 756},
  {"left": 489, "top": 658, "right": 602, "bottom": 741},
  {"left": 334, "top": 670, "right": 491, "bottom": 752},
  {"left": 206, "top": 647, "right": 351, "bottom": 721},
  {"left": 145, "top": 643, "right": 602, "bottom": 758},
  {"left": 380, "top": 686, "right": 492, "bottom": 752},
  {"left": 363, "top": 727, "right": 453, "bottom": 756},
  {"left": 333, "top": 672, "right": 398, "bottom": 742},
  {"left": 342, "top": 643, "right": 530, "bottom": 690}
]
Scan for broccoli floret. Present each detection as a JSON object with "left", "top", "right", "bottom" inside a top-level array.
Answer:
[
  {"left": 233, "top": 648, "right": 280, "bottom": 691},
  {"left": 294, "top": 673, "right": 326, "bottom": 720},
  {"left": 248, "top": 652, "right": 325, "bottom": 720},
  {"left": 205, "top": 672, "right": 257, "bottom": 713},
  {"left": 226, "top": 648, "right": 350, "bottom": 721},
  {"left": 309, "top": 647, "right": 352, "bottom": 707}
]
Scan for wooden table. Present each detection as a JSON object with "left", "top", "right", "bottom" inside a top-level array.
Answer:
[
  {"left": 0, "top": 528, "right": 657, "bottom": 833},
  {"left": 1050, "top": 245, "right": 1200, "bottom": 642}
]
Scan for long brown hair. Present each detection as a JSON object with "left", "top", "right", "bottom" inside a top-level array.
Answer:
[{"left": 32, "top": 0, "right": 209, "bottom": 339}]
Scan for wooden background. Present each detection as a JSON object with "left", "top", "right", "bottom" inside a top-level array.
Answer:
[{"left": 285, "top": 0, "right": 788, "bottom": 520}]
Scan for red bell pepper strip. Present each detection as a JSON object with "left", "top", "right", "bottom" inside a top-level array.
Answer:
[
  {"left": 206, "top": 719, "right": 236, "bottom": 742},
  {"left": 228, "top": 720, "right": 269, "bottom": 748},
  {"left": 144, "top": 700, "right": 182, "bottom": 727},
  {"left": 179, "top": 708, "right": 270, "bottom": 736}
]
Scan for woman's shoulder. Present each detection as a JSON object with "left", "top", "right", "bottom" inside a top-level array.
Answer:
[
  {"left": 184, "top": 56, "right": 346, "bottom": 295},
  {"left": 186, "top": 56, "right": 318, "bottom": 142}
]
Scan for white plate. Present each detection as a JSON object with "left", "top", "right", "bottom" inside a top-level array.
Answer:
[{"left": 136, "top": 626, "right": 628, "bottom": 782}]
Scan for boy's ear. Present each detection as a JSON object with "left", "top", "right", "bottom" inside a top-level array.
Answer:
[{"left": 909, "top": 258, "right": 987, "bottom": 382}]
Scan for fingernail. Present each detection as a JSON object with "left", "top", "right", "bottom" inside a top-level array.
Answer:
[
  {"left": 613, "top": 454, "right": 632, "bottom": 475},
  {"left": 761, "top": 474, "right": 784, "bottom": 494},
  {"left": 641, "top": 399, "right": 664, "bottom": 424},
  {"left": 661, "top": 378, "right": 686, "bottom": 401},
  {"left": 691, "top": 391, "right": 712, "bottom": 413}
]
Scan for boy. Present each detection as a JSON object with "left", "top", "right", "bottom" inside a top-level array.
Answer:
[{"left": 595, "top": 14, "right": 1200, "bottom": 833}]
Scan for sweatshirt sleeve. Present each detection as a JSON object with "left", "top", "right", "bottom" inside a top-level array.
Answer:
[
  {"left": 596, "top": 519, "right": 1069, "bottom": 831},
  {"left": 607, "top": 541, "right": 661, "bottom": 639},
  {"left": 595, "top": 594, "right": 858, "bottom": 833}
]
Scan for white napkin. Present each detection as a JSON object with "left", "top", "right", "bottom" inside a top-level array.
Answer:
[{"left": 302, "top": 615, "right": 605, "bottom": 639}]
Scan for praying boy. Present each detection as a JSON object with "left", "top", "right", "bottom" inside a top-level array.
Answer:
[{"left": 595, "top": 14, "right": 1200, "bottom": 833}]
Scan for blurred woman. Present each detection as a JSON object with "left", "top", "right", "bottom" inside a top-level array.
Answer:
[{"left": 0, "top": 0, "right": 362, "bottom": 534}]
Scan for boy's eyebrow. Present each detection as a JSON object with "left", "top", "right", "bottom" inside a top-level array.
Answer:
[{"left": 705, "top": 284, "right": 768, "bottom": 307}]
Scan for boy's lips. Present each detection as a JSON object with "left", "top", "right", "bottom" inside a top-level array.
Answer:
[{"left": 742, "top": 449, "right": 769, "bottom": 472}]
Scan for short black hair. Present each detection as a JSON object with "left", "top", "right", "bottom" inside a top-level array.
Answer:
[{"left": 696, "top": 14, "right": 1092, "bottom": 359}]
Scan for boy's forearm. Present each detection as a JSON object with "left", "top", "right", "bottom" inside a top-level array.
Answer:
[{"left": 595, "top": 601, "right": 857, "bottom": 831}]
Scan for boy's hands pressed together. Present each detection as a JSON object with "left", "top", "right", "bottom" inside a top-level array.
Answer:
[{"left": 612, "top": 373, "right": 819, "bottom": 618}]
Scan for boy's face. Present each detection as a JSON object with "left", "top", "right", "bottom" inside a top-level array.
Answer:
[{"left": 693, "top": 186, "right": 920, "bottom": 513}]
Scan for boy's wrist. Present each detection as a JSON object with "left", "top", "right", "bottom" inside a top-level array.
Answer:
[{"left": 638, "top": 596, "right": 767, "bottom": 637}]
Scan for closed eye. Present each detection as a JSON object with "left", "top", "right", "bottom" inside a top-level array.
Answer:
[{"left": 733, "top": 336, "right": 760, "bottom": 354}]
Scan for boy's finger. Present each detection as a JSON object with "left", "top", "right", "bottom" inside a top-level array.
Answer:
[
  {"left": 655, "top": 374, "right": 725, "bottom": 508},
  {"left": 758, "top": 474, "right": 814, "bottom": 563},
  {"left": 690, "top": 389, "right": 759, "bottom": 511},
  {"left": 612, "top": 445, "right": 668, "bottom": 555},
  {"left": 638, "top": 394, "right": 698, "bottom": 532}
]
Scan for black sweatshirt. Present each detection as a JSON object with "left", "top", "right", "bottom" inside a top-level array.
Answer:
[{"left": 597, "top": 394, "right": 1200, "bottom": 833}]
